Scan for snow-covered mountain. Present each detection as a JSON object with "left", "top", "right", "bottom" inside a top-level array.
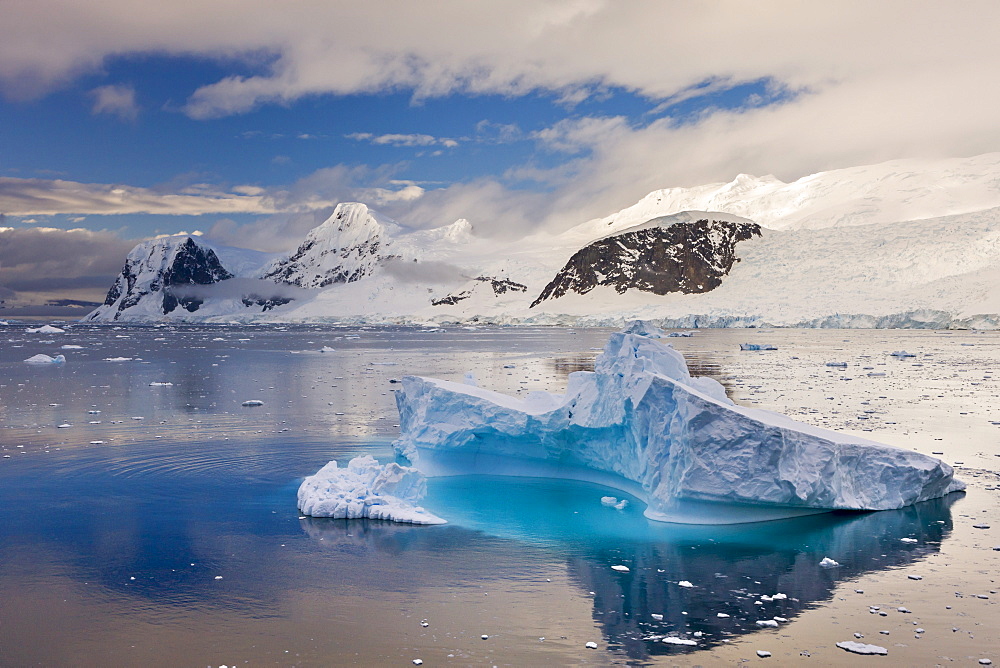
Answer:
[{"left": 87, "top": 153, "right": 1000, "bottom": 328}]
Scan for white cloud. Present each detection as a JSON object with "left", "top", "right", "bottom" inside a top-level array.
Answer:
[
  {"left": 0, "top": 176, "right": 283, "bottom": 216},
  {"left": 89, "top": 84, "right": 138, "bottom": 121},
  {"left": 346, "top": 132, "right": 458, "bottom": 148}
]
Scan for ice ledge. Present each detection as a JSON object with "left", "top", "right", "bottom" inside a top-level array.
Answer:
[
  {"left": 393, "top": 329, "right": 965, "bottom": 524},
  {"left": 298, "top": 455, "right": 446, "bottom": 524}
]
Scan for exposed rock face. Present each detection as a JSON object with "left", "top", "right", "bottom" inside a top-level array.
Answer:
[
  {"left": 93, "top": 236, "right": 233, "bottom": 320},
  {"left": 431, "top": 276, "right": 527, "bottom": 307},
  {"left": 262, "top": 202, "right": 392, "bottom": 288},
  {"left": 531, "top": 218, "right": 761, "bottom": 307}
]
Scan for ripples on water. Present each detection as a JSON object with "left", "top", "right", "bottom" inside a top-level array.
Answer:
[{"left": 0, "top": 323, "right": 996, "bottom": 665}]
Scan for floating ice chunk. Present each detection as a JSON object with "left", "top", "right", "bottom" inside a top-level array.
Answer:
[
  {"left": 394, "top": 330, "right": 964, "bottom": 525},
  {"left": 319, "top": 346, "right": 336, "bottom": 353},
  {"left": 103, "top": 357, "right": 132, "bottom": 362},
  {"left": 836, "top": 641, "right": 888, "bottom": 655},
  {"left": 740, "top": 343, "right": 777, "bottom": 351},
  {"left": 600, "top": 495, "right": 628, "bottom": 510},
  {"left": 678, "top": 580, "right": 694, "bottom": 588},
  {"left": 667, "top": 331, "right": 694, "bottom": 337},
  {"left": 149, "top": 382, "right": 173, "bottom": 386},
  {"left": 297, "top": 455, "right": 446, "bottom": 524},
  {"left": 24, "top": 354, "right": 65, "bottom": 365},
  {"left": 623, "top": 319, "right": 666, "bottom": 338},
  {"left": 611, "top": 564, "right": 630, "bottom": 572},
  {"left": 584, "top": 641, "right": 598, "bottom": 649},
  {"left": 60, "top": 345, "right": 83, "bottom": 349},
  {"left": 662, "top": 637, "right": 697, "bottom": 646},
  {"left": 825, "top": 361, "right": 848, "bottom": 367},
  {"left": 819, "top": 557, "right": 840, "bottom": 568},
  {"left": 890, "top": 351, "right": 916, "bottom": 358},
  {"left": 756, "top": 620, "right": 779, "bottom": 628},
  {"left": 463, "top": 371, "right": 477, "bottom": 386},
  {"left": 651, "top": 613, "right": 663, "bottom": 621},
  {"left": 26, "top": 325, "right": 64, "bottom": 334},
  {"left": 241, "top": 400, "right": 265, "bottom": 407},
  {"left": 756, "top": 650, "right": 772, "bottom": 657}
]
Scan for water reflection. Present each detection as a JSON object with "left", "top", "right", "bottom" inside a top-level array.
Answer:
[{"left": 306, "top": 475, "right": 960, "bottom": 661}]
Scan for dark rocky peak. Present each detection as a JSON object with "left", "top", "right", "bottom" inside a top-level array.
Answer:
[{"left": 532, "top": 218, "right": 761, "bottom": 307}]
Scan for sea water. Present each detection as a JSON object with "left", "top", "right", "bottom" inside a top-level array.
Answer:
[{"left": 1, "top": 324, "right": 997, "bottom": 665}]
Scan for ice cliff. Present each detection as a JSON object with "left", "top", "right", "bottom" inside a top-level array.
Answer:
[{"left": 393, "top": 329, "right": 965, "bottom": 524}]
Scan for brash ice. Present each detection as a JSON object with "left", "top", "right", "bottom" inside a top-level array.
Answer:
[{"left": 391, "top": 326, "right": 965, "bottom": 524}]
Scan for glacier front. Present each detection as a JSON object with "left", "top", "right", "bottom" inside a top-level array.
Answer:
[{"left": 393, "top": 329, "right": 965, "bottom": 524}]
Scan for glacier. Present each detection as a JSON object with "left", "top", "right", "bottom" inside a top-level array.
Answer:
[
  {"left": 393, "top": 328, "right": 965, "bottom": 524},
  {"left": 298, "top": 455, "right": 446, "bottom": 524}
]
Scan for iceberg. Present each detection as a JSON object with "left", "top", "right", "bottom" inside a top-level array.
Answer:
[
  {"left": 298, "top": 455, "right": 446, "bottom": 524},
  {"left": 393, "top": 329, "right": 964, "bottom": 524},
  {"left": 26, "top": 325, "right": 65, "bottom": 334},
  {"left": 23, "top": 354, "right": 66, "bottom": 365}
]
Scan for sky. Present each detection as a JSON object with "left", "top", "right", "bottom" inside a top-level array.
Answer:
[{"left": 4, "top": 0, "right": 1000, "bottom": 313}]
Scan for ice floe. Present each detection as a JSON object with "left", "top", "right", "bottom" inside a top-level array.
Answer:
[
  {"left": 393, "top": 327, "right": 964, "bottom": 524},
  {"left": 298, "top": 455, "right": 445, "bottom": 524},
  {"left": 23, "top": 354, "right": 65, "bottom": 364},
  {"left": 26, "top": 325, "right": 64, "bottom": 334}
]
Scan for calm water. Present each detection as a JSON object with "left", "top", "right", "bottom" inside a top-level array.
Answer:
[{"left": 1, "top": 324, "right": 997, "bottom": 666}]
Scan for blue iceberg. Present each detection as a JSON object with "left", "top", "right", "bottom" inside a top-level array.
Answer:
[{"left": 393, "top": 329, "right": 964, "bottom": 524}]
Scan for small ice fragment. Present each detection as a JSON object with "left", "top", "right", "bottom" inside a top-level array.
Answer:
[
  {"left": 678, "top": 580, "right": 694, "bottom": 588},
  {"left": 717, "top": 613, "right": 730, "bottom": 618},
  {"left": 412, "top": 660, "right": 423, "bottom": 666},
  {"left": 854, "top": 632, "right": 863, "bottom": 638},
  {"left": 897, "top": 606, "right": 911, "bottom": 613},
  {"left": 973, "top": 524, "right": 991, "bottom": 529},
  {"left": 773, "top": 617, "right": 787, "bottom": 623},
  {"left": 89, "top": 441, "right": 104, "bottom": 444},
  {"left": 890, "top": 351, "right": 916, "bottom": 358},
  {"left": 600, "top": 496, "right": 619, "bottom": 507},
  {"left": 480, "top": 634, "right": 489, "bottom": 640},
  {"left": 24, "top": 354, "right": 66, "bottom": 365},
  {"left": 26, "top": 325, "right": 64, "bottom": 334},
  {"left": 756, "top": 620, "right": 779, "bottom": 628},
  {"left": 149, "top": 381, "right": 173, "bottom": 386},
  {"left": 979, "top": 659, "right": 992, "bottom": 665},
  {"left": 756, "top": 650, "right": 771, "bottom": 657},
  {"left": 836, "top": 641, "right": 887, "bottom": 655},
  {"left": 825, "top": 361, "right": 848, "bottom": 367},
  {"left": 819, "top": 557, "right": 840, "bottom": 568},
  {"left": 57, "top": 423, "right": 72, "bottom": 428},
  {"left": 740, "top": 343, "right": 777, "bottom": 351},
  {"left": 908, "top": 575, "right": 923, "bottom": 580},
  {"left": 241, "top": 400, "right": 265, "bottom": 407},
  {"left": 214, "top": 576, "right": 223, "bottom": 580},
  {"left": 772, "top": 593, "right": 787, "bottom": 600},
  {"left": 585, "top": 641, "right": 598, "bottom": 649},
  {"left": 464, "top": 372, "right": 477, "bottom": 386},
  {"left": 901, "top": 537, "right": 918, "bottom": 543},
  {"left": 611, "top": 565, "right": 630, "bottom": 572},
  {"left": 103, "top": 357, "right": 132, "bottom": 361},
  {"left": 662, "top": 637, "right": 697, "bottom": 646},
  {"left": 319, "top": 346, "right": 336, "bottom": 353},
  {"left": 651, "top": 613, "right": 663, "bottom": 621}
]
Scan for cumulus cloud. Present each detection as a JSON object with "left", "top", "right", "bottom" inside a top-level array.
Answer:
[
  {"left": 5, "top": 1, "right": 1000, "bottom": 241},
  {"left": 90, "top": 84, "right": 139, "bottom": 121}
]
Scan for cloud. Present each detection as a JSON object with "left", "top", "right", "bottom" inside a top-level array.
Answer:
[
  {"left": 89, "top": 84, "right": 138, "bottom": 121},
  {"left": 346, "top": 132, "right": 458, "bottom": 148},
  {"left": 380, "top": 257, "right": 469, "bottom": 284},
  {"left": 169, "top": 277, "right": 311, "bottom": 302},
  {"left": 0, "top": 176, "right": 283, "bottom": 216},
  {"left": 0, "top": 226, "right": 135, "bottom": 304}
]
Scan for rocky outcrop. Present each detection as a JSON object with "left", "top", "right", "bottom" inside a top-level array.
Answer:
[{"left": 531, "top": 218, "right": 761, "bottom": 307}]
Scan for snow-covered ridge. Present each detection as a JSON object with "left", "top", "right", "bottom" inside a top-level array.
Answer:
[
  {"left": 393, "top": 328, "right": 965, "bottom": 524},
  {"left": 86, "top": 153, "right": 1000, "bottom": 327}
]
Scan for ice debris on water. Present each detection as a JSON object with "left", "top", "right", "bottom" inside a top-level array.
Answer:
[
  {"left": 23, "top": 354, "right": 65, "bottom": 365},
  {"left": 600, "top": 495, "right": 628, "bottom": 510},
  {"left": 297, "top": 455, "right": 445, "bottom": 524},
  {"left": 392, "top": 324, "right": 964, "bottom": 525},
  {"left": 757, "top": 650, "right": 772, "bottom": 657},
  {"left": 662, "top": 637, "right": 697, "bottom": 646},
  {"left": 26, "top": 325, "right": 64, "bottom": 334},
  {"left": 836, "top": 641, "right": 888, "bottom": 655},
  {"left": 585, "top": 641, "right": 598, "bottom": 649},
  {"left": 678, "top": 580, "right": 694, "bottom": 588},
  {"left": 241, "top": 400, "right": 265, "bottom": 407},
  {"left": 611, "top": 564, "right": 630, "bottom": 572},
  {"left": 740, "top": 343, "right": 777, "bottom": 351},
  {"left": 819, "top": 557, "right": 840, "bottom": 568}
]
